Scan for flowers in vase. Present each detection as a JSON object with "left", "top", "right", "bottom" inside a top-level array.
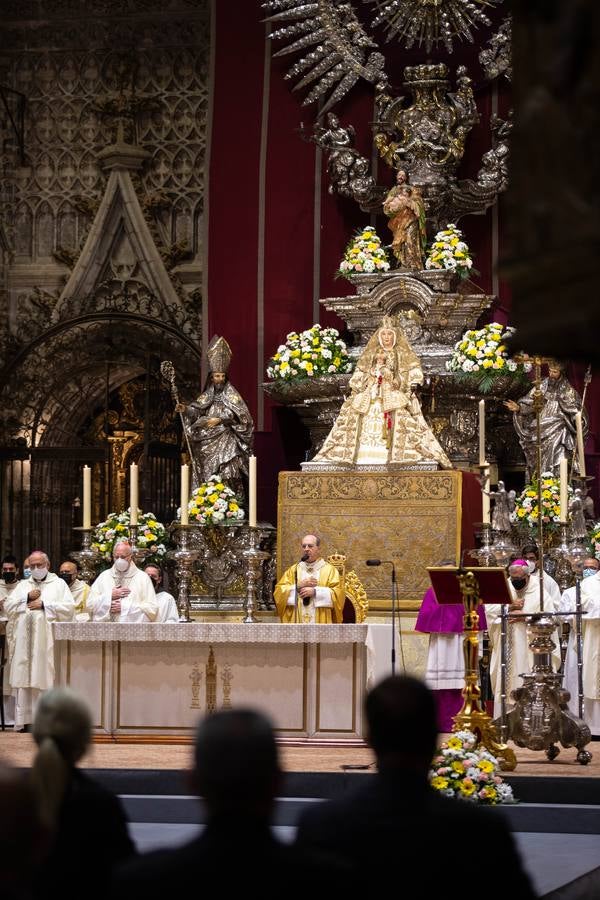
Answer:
[
  {"left": 588, "top": 523, "right": 600, "bottom": 559},
  {"left": 446, "top": 322, "right": 530, "bottom": 392},
  {"left": 266, "top": 324, "right": 353, "bottom": 382},
  {"left": 512, "top": 472, "right": 570, "bottom": 529},
  {"left": 338, "top": 225, "right": 390, "bottom": 277},
  {"left": 91, "top": 510, "right": 169, "bottom": 563},
  {"left": 425, "top": 223, "right": 474, "bottom": 279},
  {"left": 186, "top": 476, "right": 244, "bottom": 525},
  {"left": 429, "top": 731, "right": 515, "bottom": 804}
]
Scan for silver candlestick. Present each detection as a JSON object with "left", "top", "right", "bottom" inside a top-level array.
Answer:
[
  {"left": 474, "top": 522, "right": 496, "bottom": 567},
  {"left": 71, "top": 526, "right": 101, "bottom": 584},
  {"left": 241, "top": 526, "right": 270, "bottom": 624},
  {"left": 551, "top": 521, "right": 574, "bottom": 592},
  {"left": 169, "top": 524, "right": 200, "bottom": 622}
]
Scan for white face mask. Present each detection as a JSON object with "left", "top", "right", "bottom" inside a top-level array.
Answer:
[
  {"left": 31, "top": 566, "right": 48, "bottom": 581},
  {"left": 114, "top": 557, "right": 130, "bottom": 573}
]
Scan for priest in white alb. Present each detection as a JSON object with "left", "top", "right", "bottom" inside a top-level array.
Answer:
[
  {"left": 573, "top": 563, "right": 600, "bottom": 735},
  {"left": 87, "top": 540, "right": 158, "bottom": 623},
  {"left": 4, "top": 549, "right": 75, "bottom": 730},
  {"left": 274, "top": 533, "right": 343, "bottom": 624},
  {"left": 487, "top": 559, "right": 560, "bottom": 717}
]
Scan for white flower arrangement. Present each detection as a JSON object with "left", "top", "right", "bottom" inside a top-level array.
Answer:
[
  {"left": 425, "top": 223, "right": 474, "bottom": 279},
  {"left": 338, "top": 225, "right": 390, "bottom": 277},
  {"left": 184, "top": 475, "right": 244, "bottom": 526},
  {"left": 266, "top": 324, "right": 354, "bottom": 382},
  {"left": 588, "top": 522, "right": 600, "bottom": 560},
  {"left": 429, "top": 731, "right": 515, "bottom": 804},
  {"left": 446, "top": 322, "right": 530, "bottom": 392},
  {"left": 91, "top": 510, "right": 169, "bottom": 563},
  {"left": 512, "top": 471, "right": 570, "bottom": 531}
]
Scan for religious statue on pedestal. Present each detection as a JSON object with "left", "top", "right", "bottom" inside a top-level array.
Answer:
[
  {"left": 311, "top": 318, "right": 451, "bottom": 468},
  {"left": 382, "top": 169, "right": 427, "bottom": 270},
  {"left": 504, "top": 361, "right": 585, "bottom": 478},
  {"left": 176, "top": 335, "right": 254, "bottom": 499}
]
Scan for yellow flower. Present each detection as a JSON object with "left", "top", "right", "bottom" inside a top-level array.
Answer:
[
  {"left": 526, "top": 490, "right": 536, "bottom": 498},
  {"left": 517, "top": 508, "right": 527, "bottom": 518},
  {"left": 215, "top": 483, "right": 224, "bottom": 490},
  {"left": 482, "top": 359, "right": 493, "bottom": 368},
  {"left": 451, "top": 761, "right": 464, "bottom": 773},
  {"left": 229, "top": 502, "right": 239, "bottom": 512},
  {"left": 494, "top": 358, "right": 505, "bottom": 368},
  {"left": 479, "top": 785, "right": 497, "bottom": 800},
  {"left": 291, "top": 349, "right": 300, "bottom": 357},
  {"left": 208, "top": 493, "right": 218, "bottom": 503},
  {"left": 542, "top": 489, "right": 552, "bottom": 499},
  {"left": 145, "top": 533, "right": 156, "bottom": 542},
  {"left": 431, "top": 776, "right": 449, "bottom": 790},
  {"left": 477, "top": 759, "right": 494, "bottom": 773},
  {"left": 446, "top": 736, "right": 462, "bottom": 750},
  {"left": 459, "top": 780, "right": 476, "bottom": 796},
  {"left": 115, "top": 524, "right": 126, "bottom": 532}
]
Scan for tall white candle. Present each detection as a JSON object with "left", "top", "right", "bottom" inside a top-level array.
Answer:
[
  {"left": 575, "top": 411, "right": 587, "bottom": 477},
  {"left": 180, "top": 464, "right": 189, "bottom": 526},
  {"left": 248, "top": 454, "right": 257, "bottom": 528},
  {"left": 83, "top": 465, "right": 91, "bottom": 529},
  {"left": 129, "top": 463, "right": 139, "bottom": 525},
  {"left": 559, "top": 456, "right": 568, "bottom": 524},
  {"left": 478, "top": 399, "right": 486, "bottom": 466},
  {"left": 482, "top": 466, "right": 491, "bottom": 525}
]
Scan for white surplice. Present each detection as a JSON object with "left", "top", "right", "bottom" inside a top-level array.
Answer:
[
  {"left": 487, "top": 579, "right": 560, "bottom": 717},
  {"left": 155, "top": 590, "right": 179, "bottom": 623},
  {"left": 87, "top": 563, "right": 158, "bottom": 623},
  {"left": 5, "top": 573, "right": 75, "bottom": 726}
]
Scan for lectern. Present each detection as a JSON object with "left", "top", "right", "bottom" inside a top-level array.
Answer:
[{"left": 428, "top": 566, "right": 516, "bottom": 771}]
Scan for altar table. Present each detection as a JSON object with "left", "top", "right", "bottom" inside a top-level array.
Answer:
[{"left": 53, "top": 622, "right": 368, "bottom": 742}]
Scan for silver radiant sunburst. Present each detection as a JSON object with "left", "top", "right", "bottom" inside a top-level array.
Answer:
[{"left": 366, "top": 0, "right": 499, "bottom": 53}]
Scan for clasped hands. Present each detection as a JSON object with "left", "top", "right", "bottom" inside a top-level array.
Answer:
[
  {"left": 508, "top": 596, "right": 525, "bottom": 623},
  {"left": 298, "top": 576, "right": 318, "bottom": 600},
  {"left": 26, "top": 589, "right": 43, "bottom": 610},
  {"left": 111, "top": 585, "right": 130, "bottom": 614}
]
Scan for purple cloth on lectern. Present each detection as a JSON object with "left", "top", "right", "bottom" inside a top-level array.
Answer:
[{"left": 414, "top": 587, "right": 487, "bottom": 633}]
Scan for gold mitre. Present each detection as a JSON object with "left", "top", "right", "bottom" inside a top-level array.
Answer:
[{"left": 207, "top": 335, "right": 232, "bottom": 374}]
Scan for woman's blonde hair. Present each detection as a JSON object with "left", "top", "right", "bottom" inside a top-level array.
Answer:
[{"left": 31, "top": 688, "right": 92, "bottom": 830}]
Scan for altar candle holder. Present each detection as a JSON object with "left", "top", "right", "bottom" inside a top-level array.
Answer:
[
  {"left": 241, "top": 526, "right": 270, "bottom": 624},
  {"left": 169, "top": 524, "right": 200, "bottom": 623},
  {"left": 71, "top": 526, "right": 101, "bottom": 585}
]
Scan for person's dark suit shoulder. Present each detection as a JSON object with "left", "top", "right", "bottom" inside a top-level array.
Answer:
[{"left": 296, "top": 775, "right": 535, "bottom": 899}]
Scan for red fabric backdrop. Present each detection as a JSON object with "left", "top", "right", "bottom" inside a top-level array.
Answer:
[{"left": 207, "top": 2, "right": 598, "bottom": 524}]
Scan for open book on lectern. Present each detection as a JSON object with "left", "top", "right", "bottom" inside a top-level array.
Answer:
[{"left": 427, "top": 567, "right": 512, "bottom": 606}]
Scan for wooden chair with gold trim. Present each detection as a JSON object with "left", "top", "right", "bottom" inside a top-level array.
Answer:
[{"left": 327, "top": 551, "right": 368, "bottom": 623}]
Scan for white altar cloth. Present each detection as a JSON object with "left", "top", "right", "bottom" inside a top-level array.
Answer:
[{"left": 53, "top": 622, "right": 368, "bottom": 741}]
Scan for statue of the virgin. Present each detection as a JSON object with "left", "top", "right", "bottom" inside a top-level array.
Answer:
[{"left": 311, "top": 318, "right": 451, "bottom": 468}]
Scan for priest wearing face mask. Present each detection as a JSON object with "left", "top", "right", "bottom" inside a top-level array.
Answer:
[
  {"left": 58, "top": 559, "right": 90, "bottom": 619},
  {"left": 87, "top": 540, "right": 158, "bottom": 623},
  {"left": 0, "top": 555, "right": 20, "bottom": 726},
  {"left": 4, "top": 550, "right": 75, "bottom": 731},
  {"left": 559, "top": 556, "right": 600, "bottom": 728},
  {"left": 487, "top": 559, "right": 561, "bottom": 717},
  {"left": 144, "top": 563, "right": 179, "bottom": 623},
  {"left": 569, "top": 555, "right": 600, "bottom": 735}
]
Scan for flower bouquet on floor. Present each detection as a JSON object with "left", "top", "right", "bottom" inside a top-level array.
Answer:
[
  {"left": 266, "top": 324, "right": 353, "bottom": 382},
  {"left": 429, "top": 731, "right": 516, "bottom": 804},
  {"left": 337, "top": 225, "right": 390, "bottom": 278},
  {"left": 184, "top": 475, "right": 245, "bottom": 526},
  {"left": 91, "top": 510, "right": 169, "bottom": 564}
]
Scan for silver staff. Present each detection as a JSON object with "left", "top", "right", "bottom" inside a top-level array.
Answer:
[{"left": 160, "top": 359, "right": 200, "bottom": 488}]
